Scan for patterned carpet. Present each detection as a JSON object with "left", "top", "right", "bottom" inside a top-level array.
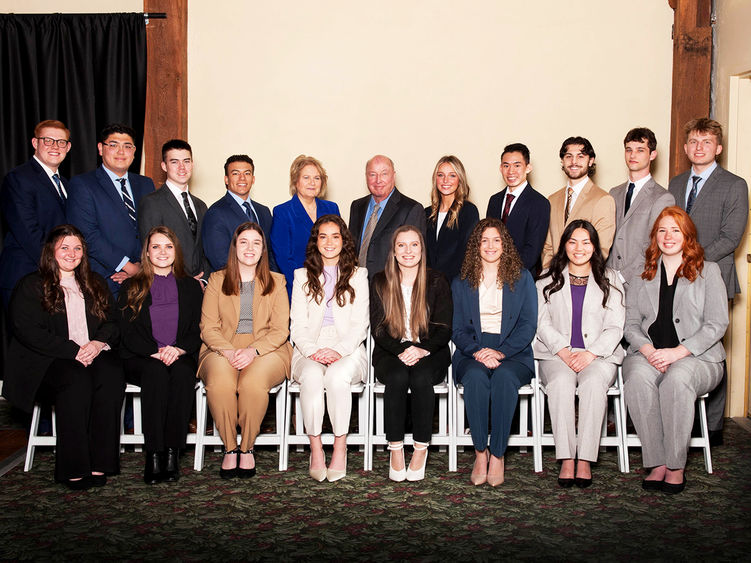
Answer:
[{"left": 1, "top": 420, "right": 750, "bottom": 561}]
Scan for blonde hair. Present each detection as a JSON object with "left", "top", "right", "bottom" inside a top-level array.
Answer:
[
  {"left": 427, "top": 155, "right": 471, "bottom": 230},
  {"left": 289, "top": 154, "right": 328, "bottom": 198}
]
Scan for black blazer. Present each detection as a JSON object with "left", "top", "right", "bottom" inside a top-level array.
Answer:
[
  {"left": 117, "top": 275, "right": 203, "bottom": 360},
  {"left": 349, "top": 188, "right": 426, "bottom": 280},
  {"left": 486, "top": 184, "right": 550, "bottom": 274},
  {"left": 424, "top": 202, "right": 479, "bottom": 283},
  {"left": 369, "top": 268, "right": 452, "bottom": 367},
  {"left": 2, "top": 272, "right": 119, "bottom": 412},
  {"left": 138, "top": 185, "right": 211, "bottom": 278}
]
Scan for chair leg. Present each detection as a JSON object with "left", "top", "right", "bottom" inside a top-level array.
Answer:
[
  {"left": 132, "top": 394, "right": 143, "bottom": 453},
  {"left": 24, "top": 404, "right": 43, "bottom": 472},
  {"left": 193, "top": 388, "right": 207, "bottom": 471},
  {"left": 698, "top": 396, "right": 713, "bottom": 474}
]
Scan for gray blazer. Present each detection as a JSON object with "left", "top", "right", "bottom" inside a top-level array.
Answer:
[
  {"left": 534, "top": 266, "right": 625, "bottom": 363},
  {"left": 607, "top": 178, "right": 674, "bottom": 286},
  {"left": 624, "top": 260, "right": 728, "bottom": 362},
  {"left": 138, "top": 185, "right": 210, "bottom": 278},
  {"left": 668, "top": 166, "right": 748, "bottom": 295}
]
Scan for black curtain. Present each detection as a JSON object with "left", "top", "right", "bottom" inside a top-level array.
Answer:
[{"left": 0, "top": 13, "right": 147, "bottom": 183}]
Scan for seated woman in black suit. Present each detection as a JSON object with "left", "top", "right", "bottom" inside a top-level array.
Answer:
[
  {"left": 424, "top": 155, "right": 479, "bottom": 282},
  {"left": 118, "top": 226, "right": 203, "bottom": 484},
  {"left": 370, "top": 225, "right": 452, "bottom": 481},
  {"left": 3, "top": 224, "right": 124, "bottom": 490}
]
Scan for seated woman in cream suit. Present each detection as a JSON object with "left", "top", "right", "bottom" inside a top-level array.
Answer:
[
  {"left": 534, "top": 220, "right": 624, "bottom": 488},
  {"left": 198, "top": 222, "right": 292, "bottom": 479},
  {"left": 290, "top": 215, "right": 368, "bottom": 482},
  {"left": 623, "top": 206, "right": 727, "bottom": 494}
]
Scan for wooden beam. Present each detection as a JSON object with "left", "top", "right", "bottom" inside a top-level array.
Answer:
[
  {"left": 143, "top": 0, "right": 188, "bottom": 184},
  {"left": 668, "top": 0, "right": 713, "bottom": 178}
]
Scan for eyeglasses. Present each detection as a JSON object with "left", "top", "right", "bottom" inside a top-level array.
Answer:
[
  {"left": 37, "top": 137, "right": 70, "bottom": 148},
  {"left": 103, "top": 141, "right": 136, "bottom": 152}
]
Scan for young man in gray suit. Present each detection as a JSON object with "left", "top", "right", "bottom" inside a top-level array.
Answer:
[
  {"left": 138, "top": 139, "right": 210, "bottom": 283},
  {"left": 608, "top": 128, "right": 674, "bottom": 287},
  {"left": 668, "top": 118, "right": 749, "bottom": 443}
]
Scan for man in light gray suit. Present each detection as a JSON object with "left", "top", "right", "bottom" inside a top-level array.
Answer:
[
  {"left": 138, "top": 139, "right": 210, "bottom": 282},
  {"left": 668, "top": 118, "right": 749, "bottom": 441},
  {"left": 608, "top": 128, "right": 674, "bottom": 287}
]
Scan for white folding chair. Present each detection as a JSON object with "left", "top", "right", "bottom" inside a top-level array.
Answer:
[
  {"left": 192, "top": 379, "right": 287, "bottom": 471},
  {"left": 119, "top": 384, "right": 145, "bottom": 452},
  {"left": 536, "top": 364, "right": 627, "bottom": 472}
]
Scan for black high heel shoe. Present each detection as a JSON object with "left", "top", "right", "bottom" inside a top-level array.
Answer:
[
  {"left": 144, "top": 451, "right": 164, "bottom": 485},
  {"left": 164, "top": 448, "right": 180, "bottom": 482},
  {"left": 557, "top": 477, "right": 575, "bottom": 488},
  {"left": 220, "top": 448, "right": 240, "bottom": 479},
  {"left": 237, "top": 448, "right": 256, "bottom": 479}
]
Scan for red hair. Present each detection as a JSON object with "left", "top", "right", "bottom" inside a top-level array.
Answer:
[{"left": 642, "top": 206, "right": 704, "bottom": 282}]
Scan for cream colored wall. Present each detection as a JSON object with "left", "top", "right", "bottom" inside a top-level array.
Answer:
[
  {"left": 187, "top": 1, "right": 674, "bottom": 214},
  {"left": 715, "top": 0, "right": 751, "bottom": 418}
]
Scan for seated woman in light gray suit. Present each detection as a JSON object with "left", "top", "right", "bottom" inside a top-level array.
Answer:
[
  {"left": 290, "top": 215, "right": 368, "bottom": 483},
  {"left": 534, "top": 220, "right": 624, "bottom": 489},
  {"left": 623, "top": 206, "right": 727, "bottom": 495}
]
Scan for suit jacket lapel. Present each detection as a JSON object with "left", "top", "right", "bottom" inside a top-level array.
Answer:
[
  {"left": 96, "top": 166, "right": 131, "bottom": 221},
  {"left": 624, "top": 179, "right": 652, "bottom": 222},
  {"left": 691, "top": 167, "right": 720, "bottom": 209},
  {"left": 162, "top": 186, "right": 193, "bottom": 231},
  {"left": 31, "top": 159, "right": 66, "bottom": 211},
  {"left": 568, "top": 180, "right": 593, "bottom": 219},
  {"left": 644, "top": 262, "right": 661, "bottom": 317},
  {"left": 372, "top": 190, "right": 401, "bottom": 240}
]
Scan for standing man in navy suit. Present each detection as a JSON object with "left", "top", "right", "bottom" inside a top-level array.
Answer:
[
  {"left": 0, "top": 120, "right": 72, "bottom": 306},
  {"left": 202, "top": 155, "right": 275, "bottom": 271},
  {"left": 486, "top": 143, "right": 550, "bottom": 274},
  {"left": 67, "top": 123, "right": 155, "bottom": 296}
]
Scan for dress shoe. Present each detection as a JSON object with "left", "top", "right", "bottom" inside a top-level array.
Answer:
[
  {"left": 219, "top": 448, "right": 239, "bottom": 479},
  {"left": 164, "top": 448, "right": 180, "bottom": 482},
  {"left": 90, "top": 474, "right": 107, "bottom": 487},
  {"left": 309, "top": 455, "right": 327, "bottom": 482},
  {"left": 470, "top": 450, "right": 489, "bottom": 486},
  {"left": 557, "top": 478, "right": 575, "bottom": 488},
  {"left": 709, "top": 430, "right": 723, "bottom": 447},
  {"left": 641, "top": 479, "right": 663, "bottom": 491},
  {"left": 65, "top": 477, "right": 92, "bottom": 491},
  {"left": 487, "top": 455, "right": 505, "bottom": 487},
  {"left": 237, "top": 449, "right": 256, "bottom": 479},
  {"left": 387, "top": 442, "right": 406, "bottom": 482},
  {"left": 661, "top": 476, "right": 686, "bottom": 495},
  {"left": 144, "top": 451, "right": 164, "bottom": 485},
  {"left": 406, "top": 441, "right": 429, "bottom": 482},
  {"left": 574, "top": 477, "right": 592, "bottom": 489},
  {"left": 326, "top": 455, "right": 347, "bottom": 483}
]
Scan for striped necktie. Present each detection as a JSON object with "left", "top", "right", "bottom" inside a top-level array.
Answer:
[{"left": 118, "top": 178, "right": 137, "bottom": 224}]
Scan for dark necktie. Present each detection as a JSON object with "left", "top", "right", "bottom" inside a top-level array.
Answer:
[
  {"left": 181, "top": 191, "right": 198, "bottom": 236},
  {"left": 52, "top": 173, "right": 66, "bottom": 203},
  {"left": 118, "top": 178, "right": 136, "bottom": 224},
  {"left": 501, "top": 193, "right": 515, "bottom": 224},
  {"left": 686, "top": 175, "right": 701, "bottom": 214},
  {"left": 624, "top": 182, "right": 635, "bottom": 215},
  {"left": 242, "top": 201, "right": 258, "bottom": 224}
]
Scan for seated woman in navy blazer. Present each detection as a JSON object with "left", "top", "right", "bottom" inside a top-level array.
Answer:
[
  {"left": 452, "top": 218, "right": 537, "bottom": 486},
  {"left": 424, "top": 155, "right": 479, "bottom": 282},
  {"left": 118, "top": 226, "right": 203, "bottom": 484},
  {"left": 534, "top": 220, "right": 625, "bottom": 488},
  {"left": 270, "top": 155, "right": 340, "bottom": 298},
  {"left": 623, "top": 206, "right": 727, "bottom": 494},
  {"left": 370, "top": 225, "right": 452, "bottom": 482},
  {"left": 3, "top": 224, "right": 124, "bottom": 490}
]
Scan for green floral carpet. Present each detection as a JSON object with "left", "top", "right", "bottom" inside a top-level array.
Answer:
[{"left": 1, "top": 422, "right": 750, "bottom": 561}]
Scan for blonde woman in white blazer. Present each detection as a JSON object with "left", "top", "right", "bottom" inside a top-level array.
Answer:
[
  {"left": 534, "top": 220, "right": 625, "bottom": 488},
  {"left": 290, "top": 215, "right": 369, "bottom": 482}
]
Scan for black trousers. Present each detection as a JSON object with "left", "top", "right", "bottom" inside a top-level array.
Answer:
[
  {"left": 375, "top": 353, "right": 446, "bottom": 443},
  {"left": 124, "top": 355, "right": 196, "bottom": 452},
  {"left": 37, "top": 351, "right": 125, "bottom": 482}
]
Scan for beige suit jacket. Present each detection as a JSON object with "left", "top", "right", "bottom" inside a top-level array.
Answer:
[
  {"left": 542, "top": 179, "right": 616, "bottom": 268},
  {"left": 534, "top": 266, "right": 625, "bottom": 363},
  {"left": 198, "top": 270, "right": 292, "bottom": 371},
  {"left": 289, "top": 266, "right": 370, "bottom": 357}
]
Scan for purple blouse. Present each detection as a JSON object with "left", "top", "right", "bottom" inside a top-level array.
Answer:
[
  {"left": 150, "top": 272, "right": 179, "bottom": 348},
  {"left": 569, "top": 283, "right": 586, "bottom": 349}
]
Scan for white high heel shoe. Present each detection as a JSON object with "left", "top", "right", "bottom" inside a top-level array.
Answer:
[
  {"left": 387, "top": 442, "right": 406, "bottom": 482},
  {"left": 406, "top": 441, "right": 429, "bottom": 481}
]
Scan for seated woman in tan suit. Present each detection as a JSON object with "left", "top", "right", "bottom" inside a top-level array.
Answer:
[
  {"left": 534, "top": 220, "right": 624, "bottom": 488},
  {"left": 290, "top": 215, "right": 368, "bottom": 482},
  {"left": 623, "top": 206, "right": 727, "bottom": 494},
  {"left": 198, "top": 222, "right": 292, "bottom": 479}
]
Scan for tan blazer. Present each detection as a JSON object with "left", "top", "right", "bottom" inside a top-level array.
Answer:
[
  {"left": 289, "top": 266, "right": 369, "bottom": 357},
  {"left": 542, "top": 179, "right": 616, "bottom": 268},
  {"left": 534, "top": 266, "right": 625, "bottom": 363},
  {"left": 198, "top": 270, "right": 292, "bottom": 372}
]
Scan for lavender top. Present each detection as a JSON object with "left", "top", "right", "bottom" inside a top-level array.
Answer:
[
  {"left": 569, "top": 283, "right": 586, "bottom": 349},
  {"left": 322, "top": 265, "right": 337, "bottom": 327},
  {"left": 150, "top": 272, "right": 179, "bottom": 348}
]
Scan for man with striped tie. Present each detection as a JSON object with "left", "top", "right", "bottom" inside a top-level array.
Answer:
[
  {"left": 67, "top": 123, "right": 155, "bottom": 296},
  {"left": 202, "top": 155, "right": 275, "bottom": 272}
]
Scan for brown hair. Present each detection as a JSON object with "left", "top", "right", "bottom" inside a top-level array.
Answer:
[
  {"left": 642, "top": 206, "right": 704, "bottom": 282},
  {"left": 289, "top": 154, "right": 328, "bottom": 198},
  {"left": 302, "top": 215, "right": 357, "bottom": 306},
  {"left": 222, "top": 222, "right": 275, "bottom": 296},
  {"left": 684, "top": 118, "right": 723, "bottom": 146},
  {"left": 427, "top": 155, "right": 471, "bottom": 230},
  {"left": 460, "top": 218, "right": 523, "bottom": 290}
]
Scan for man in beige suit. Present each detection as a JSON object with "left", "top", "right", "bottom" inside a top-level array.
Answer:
[{"left": 542, "top": 137, "right": 615, "bottom": 268}]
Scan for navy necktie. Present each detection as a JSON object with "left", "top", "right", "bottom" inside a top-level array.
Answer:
[
  {"left": 686, "top": 175, "right": 701, "bottom": 214},
  {"left": 243, "top": 201, "right": 258, "bottom": 224},
  {"left": 118, "top": 178, "right": 136, "bottom": 224},
  {"left": 624, "top": 182, "right": 635, "bottom": 215},
  {"left": 52, "top": 173, "right": 66, "bottom": 203}
]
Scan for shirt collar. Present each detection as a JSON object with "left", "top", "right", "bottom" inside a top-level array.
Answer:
[
  {"left": 691, "top": 161, "right": 717, "bottom": 181},
  {"left": 165, "top": 180, "right": 190, "bottom": 200},
  {"left": 567, "top": 176, "right": 589, "bottom": 195},
  {"left": 32, "top": 155, "right": 57, "bottom": 180},
  {"left": 506, "top": 181, "right": 528, "bottom": 196},
  {"left": 227, "top": 189, "right": 256, "bottom": 212},
  {"left": 102, "top": 165, "right": 128, "bottom": 183}
]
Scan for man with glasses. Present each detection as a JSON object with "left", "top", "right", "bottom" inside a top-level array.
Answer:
[
  {"left": 0, "top": 120, "right": 72, "bottom": 306},
  {"left": 67, "top": 123, "right": 155, "bottom": 295}
]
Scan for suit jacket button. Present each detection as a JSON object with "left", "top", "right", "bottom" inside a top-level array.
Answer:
[
  {"left": 681, "top": 338, "right": 685, "bottom": 342},
  {"left": 617, "top": 255, "right": 621, "bottom": 260},
  {"left": 675, "top": 318, "right": 680, "bottom": 323}
]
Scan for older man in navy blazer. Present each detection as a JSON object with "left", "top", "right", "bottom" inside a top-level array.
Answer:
[
  {"left": 67, "top": 123, "right": 155, "bottom": 296},
  {"left": 0, "top": 120, "right": 72, "bottom": 306},
  {"left": 202, "top": 155, "right": 275, "bottom": 272},
  {"left": 486, "top": 143, "right": 550, "bottom": 274}
]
